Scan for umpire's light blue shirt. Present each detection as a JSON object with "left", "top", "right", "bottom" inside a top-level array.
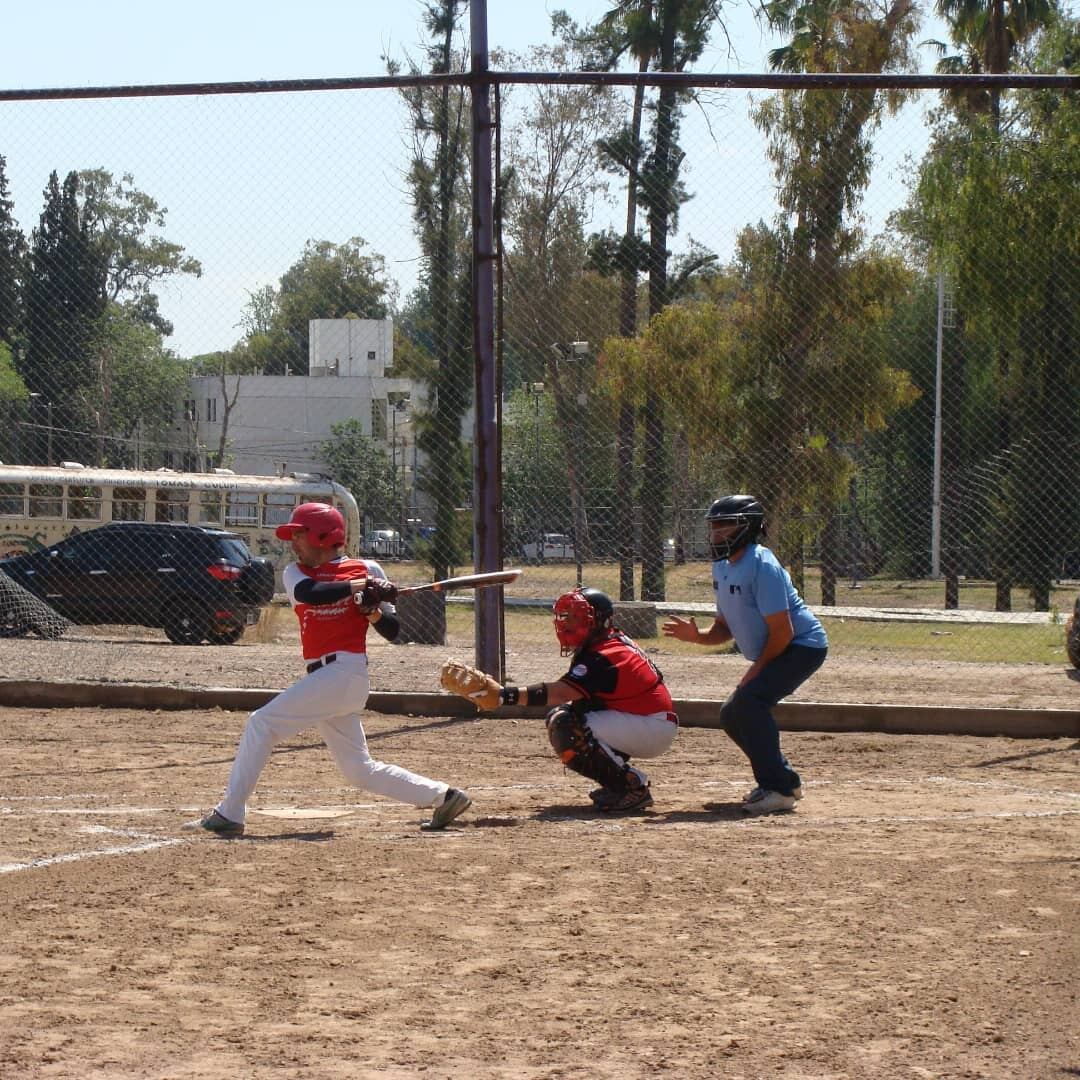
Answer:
[{"left": 712, "top": 544, "right": 828, "bottom": 661}]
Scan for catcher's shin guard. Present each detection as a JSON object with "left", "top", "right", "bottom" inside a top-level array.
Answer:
[{"left": 546, "top": 705, "right": 630, "bottom": 791}]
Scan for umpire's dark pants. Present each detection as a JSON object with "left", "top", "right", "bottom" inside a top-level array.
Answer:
[{"left": 719, "top": 644, "right": 827, "bottom": 796}]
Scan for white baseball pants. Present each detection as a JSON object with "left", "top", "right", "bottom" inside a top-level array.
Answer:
[
  {"left": 586, "top": 709, "right": 679, "bottom": 760},
  {"left": 216, "top": 651, "right": 447, "bottom": 823}
]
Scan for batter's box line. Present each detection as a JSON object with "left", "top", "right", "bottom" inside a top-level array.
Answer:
[
  {"left": 0, "top": 836, "right": 185, "bottom": 876},
  {"left": 9, "top": 806, "right": 168, "bottom": 816},
  {"left": 749, "top": 807, "right": 1080, "bottom": 830},
  {"left": 703, "top": 776, "right": 1080, "bottom": 802},
  {"left": 922, "top": 775, "right": 1080, "bottom": 800},
  {"left": 0, "top": 792, "right": 112, "bottom": 802},
  {"left": 79, "top": 824, "right": 164, "bottom": 841}
]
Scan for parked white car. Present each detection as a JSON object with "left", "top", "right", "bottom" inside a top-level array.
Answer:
[
  {"left": 363, "top": 529, "right": 403, "bottom": 557},
  {"left": 522, "top": 533, "right": 575, "bottom": 562}
]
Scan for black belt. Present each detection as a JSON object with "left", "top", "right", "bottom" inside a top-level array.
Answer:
[{"left": 306, "top": 653, "right": 338, "bottom": 674}]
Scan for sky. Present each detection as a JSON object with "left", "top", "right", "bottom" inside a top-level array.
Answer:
[{"left": 2, "top": 1, "right": 951, "bottom": 358}]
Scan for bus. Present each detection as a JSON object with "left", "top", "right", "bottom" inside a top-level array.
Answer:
[{"left": 0, "top": 463, "right": 361, "bottom": 583}]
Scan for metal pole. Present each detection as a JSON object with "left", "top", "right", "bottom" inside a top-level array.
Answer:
[
  {"left": 470, "top": 0, "right": 504, "bottom": 678},
  {"left": 931, "top": 271, "right": 944, "bottom": 578},
  {"left": 391, "top": 405, "right": 397, "bottom": 528},
  {"left": 534, "top": 386, "right": 543, "bottom": 559}
]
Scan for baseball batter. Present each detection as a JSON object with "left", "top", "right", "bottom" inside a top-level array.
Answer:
[
  {"left": 663, "top": 494, "right": 827, "bottom": 815},
  {"left": 442, "top": 587, "right": 678, "bottom": 812},
  {"left": 186, "top": 502, "right": 471, "bottom": 837}
]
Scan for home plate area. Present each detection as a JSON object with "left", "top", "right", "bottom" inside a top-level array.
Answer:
[{"left": 1, "top": 710, "right": 1077, "bottom": 1078}]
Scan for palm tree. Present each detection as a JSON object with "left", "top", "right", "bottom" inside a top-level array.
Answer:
[
  {"left": 589, "top": 0, "right": 725, "bottom": 600},
  {"left": 754, "top": 0, "right": 919, "bottom": 593},
  {"left": 925, "top": 0, "right": 1055, "bottom": 125}
]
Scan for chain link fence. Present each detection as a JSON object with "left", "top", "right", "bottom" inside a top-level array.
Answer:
[{"left": 0, "top": 47, "right": 1076, "bottom": 665}]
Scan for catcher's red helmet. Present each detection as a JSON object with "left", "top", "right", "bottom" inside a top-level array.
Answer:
[
  {"left": 274, "top": 502, "right": 346, "bottom": 546},
  {"left": 553, "top": 588, "right": 614, "bottom": 656}
]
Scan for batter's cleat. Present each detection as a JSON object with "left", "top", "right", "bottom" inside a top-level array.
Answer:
[
  {"left": 589, "top": 786, "right": 617, "bottom": 806},
  {"left": 184, "top": 809, "right": 244, "bottom": 837},
  {"left": 422, "top": 787, "right": 471, "bottom": 831},
  {"left": 741, "top": 788, "right": 797, "bottom": 815}
]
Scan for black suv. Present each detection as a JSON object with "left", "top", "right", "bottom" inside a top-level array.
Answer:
[{"left": 0, "top": 522, "right": 275, "bottom": 644}]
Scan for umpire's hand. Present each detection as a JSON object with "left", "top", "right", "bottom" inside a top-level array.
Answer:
[{"left": 662, "top": 615, "right": 700, "bottom": 643}]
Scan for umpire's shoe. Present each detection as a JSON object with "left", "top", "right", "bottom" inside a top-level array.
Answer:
[
  {"left": 184, "top": 809, "right": 245, "bottom": 838},
  {"left": 741, "top": 788, "right": 797, "bottom": 815},
  {"left": 422, "top": 788, "right": 471, "bottom": 831}
]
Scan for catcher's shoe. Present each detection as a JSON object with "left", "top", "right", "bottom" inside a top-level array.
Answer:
[
  {"left": 596, "top": 768, "right": 653, "bottom": 813},
  {"left": 741, "top": 788, "right": 797, "bottom": 815},
  {"left": 588, "top": 786, "right": 617, "bottom": 806},
  {"left": 422, "top": 787, "right": 471, "bottom": 831},
  {"left": 597, "top": 783, "right": 653, "bottom": 813},
  {"left": 184, "top": 809, "right": 244, "bottom": 837}
]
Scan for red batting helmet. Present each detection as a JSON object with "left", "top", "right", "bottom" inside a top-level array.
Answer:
[{"left": 274, "top": 502, "right": 346, "bottom": 546}]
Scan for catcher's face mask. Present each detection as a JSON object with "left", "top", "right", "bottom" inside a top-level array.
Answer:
[{"left": 553, "top": 590, "right": 600, "bottom": 656}]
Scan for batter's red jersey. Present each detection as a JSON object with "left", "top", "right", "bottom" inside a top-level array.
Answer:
[
  {"left": 282, "top": 557, "right": 375, "bottom": 660},
  {"left": 560, "top": 632, "right": 674, "bottom": 715}
]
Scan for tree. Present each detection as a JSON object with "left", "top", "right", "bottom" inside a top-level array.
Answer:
[
  {"left": 903, "top": 14, "right": 1079, "bottom": 609},
  {"left": 925, "top": 0, "right": 1055, "bottom": 125},
  {"left": 500, "top": 38, "right": 623, "bottom": 569},
  {"left": 76, "top": 169, "right": 202, "bottom": 336},
  {"left": 263, "top": 238, "right": 395, "bottom": 376},
  {"left": 83, "top": 305, "right": 189, "bottom": 468},
  {"left": 917, "top": 0, "right": 1059, "bottom": 608},
  {"left": 0, "top": 339, "right": 28, "bottom": 463},
  {"left": 193, "top": 289, "right": 286, "bottom": 468},
  {"left": 586, "top": 0, "right": 728, "bottom": 600},
  {"left": 24, "top": 171, "right": 109, "bottom": 464},
  {"left": 389, "top": 0, "right": 473, "bottom": 579},
  {"left": 0, "top": 156, "right": 26, "bottom": 349},
  {"left": 23, "top": 169, "right": 202, "bottom": 465},
  {"left": 319, "top": 419, "right": 395, "bottom": 526},
  {"left": 567, "top": 6, "right": 654, "bottom": 599},
  {"left": 742, "top": 0, "right": 920, "bottom": 592}
]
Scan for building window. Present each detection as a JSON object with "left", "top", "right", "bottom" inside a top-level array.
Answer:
[
  {"left": 367, "top": 350, "right": 376, "bottom": 361},
  {"left": 184, "top": 399, "right": 198, "bottom": 421},
  {"left": 206, "top": 398, "right": 218, "bottom": 422}
]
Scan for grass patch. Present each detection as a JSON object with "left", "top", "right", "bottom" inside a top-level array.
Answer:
[
  {"left": 447, "top": 601, "right": 1069, "bottom": 665},
  {"left": 816, "top": 616, "right": 1067, "bottom": 664},
  {"left": 255, "top": 562, "right": 1074, "bottom": 665}
]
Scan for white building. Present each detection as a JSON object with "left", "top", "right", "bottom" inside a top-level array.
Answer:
[{"left": 180, "top": 318, "right": 429, "bottom": 525}]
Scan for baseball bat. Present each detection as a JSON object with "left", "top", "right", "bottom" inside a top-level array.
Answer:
[{"left": 397, "top": 568, "right": 523, "bottom": 596}]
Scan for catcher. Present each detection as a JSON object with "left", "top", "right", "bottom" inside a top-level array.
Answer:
[{"left": 442, "top": 587, "right": 678, "bottom": 812}]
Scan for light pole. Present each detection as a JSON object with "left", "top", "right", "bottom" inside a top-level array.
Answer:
[
  {"left": 530, "top": 382, "right": 544, "bottom": 559},
  {"left": 391, "top": 396, "right": 410, "bottom": 551},
  {"left": 568, "top": 343, "right": 589, "bottom": 590},
  {"left": 28, "top": 393, "right": 53, "bottom": 465}
]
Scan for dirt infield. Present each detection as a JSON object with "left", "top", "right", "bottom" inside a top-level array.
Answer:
[{"left": 2, "top": 701, "right": 1077, "bottom": 1079}]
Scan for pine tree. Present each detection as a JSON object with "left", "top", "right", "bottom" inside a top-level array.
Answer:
[
  {"left": 0, "top": 155, "right": 27, "bottom": 348},
  {"left": 25, "top": 171, "right": 108, "bottom": 463}
]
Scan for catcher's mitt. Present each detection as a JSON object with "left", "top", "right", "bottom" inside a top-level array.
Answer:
[{"left": 440, "top": 658, "right": 503, "bottom": 711}]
